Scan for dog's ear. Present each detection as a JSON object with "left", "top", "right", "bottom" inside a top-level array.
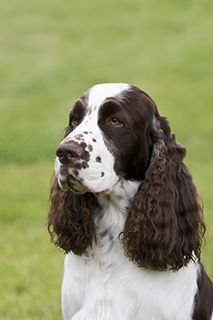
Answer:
[
  {"left": 48, "top": 178, "right": 96, "bottom": 254},
  {"left": 123, "top": 115, "right": 206, "bottom": 271}
]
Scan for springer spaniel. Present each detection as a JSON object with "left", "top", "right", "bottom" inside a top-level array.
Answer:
[{"left": 48, "top": 83, "right": 213, "bottom": 320}]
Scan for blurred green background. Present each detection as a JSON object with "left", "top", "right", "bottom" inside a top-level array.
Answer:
[{"left": 0, "top": 0, "right": 212, "bottom": 319}]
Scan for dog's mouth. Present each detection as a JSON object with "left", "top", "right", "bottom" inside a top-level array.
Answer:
[
  {"left": 58, "top": 171, "right": 112, "bottom": 197},
  {"left": 59, "top": 175, "right": 111, "bottom": 197},
  {"left": 58, "top": 173, "right": 87, "bottom": 194},
  {"left": 56, "top": 161, "right": 114, "bottom": 196}
]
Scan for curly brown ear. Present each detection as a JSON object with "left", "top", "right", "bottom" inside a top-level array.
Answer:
[
  {"left": 123, "top": 115, "right": 206, "bottom": 271},
  {"left": 48, "top": 178, "right": 96, "bottom": 255}
]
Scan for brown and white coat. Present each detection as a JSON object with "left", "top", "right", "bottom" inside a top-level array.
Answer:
[{"left": 48, "top": 83, "right": 213, "bottom": 320}]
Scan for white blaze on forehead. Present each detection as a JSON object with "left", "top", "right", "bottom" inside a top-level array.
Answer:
[{"left": 88, "top": 83, "right": 130, "bottom": 109}]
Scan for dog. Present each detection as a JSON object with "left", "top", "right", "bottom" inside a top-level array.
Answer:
[{"left": 48, "top": 83, "right": 213, "bottom": 320}]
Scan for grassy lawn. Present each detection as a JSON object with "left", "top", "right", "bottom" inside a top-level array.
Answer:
[{"left": 0, "top": 0, "right": 213, "bottom": 318}]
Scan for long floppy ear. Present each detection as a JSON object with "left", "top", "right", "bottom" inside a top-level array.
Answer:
[
  {"left": 123, "top": 115, "right": 206, "bottom": 271},
  {"left": 48, "top": 178, "right": 96, "bottom": 255}
]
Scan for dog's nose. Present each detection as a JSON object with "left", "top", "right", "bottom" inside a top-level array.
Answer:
[{"left": 56, "top": 143, "right": 83, "bottom": 164}]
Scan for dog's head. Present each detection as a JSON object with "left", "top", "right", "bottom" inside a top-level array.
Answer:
[
  {"left": 49, "top": 83, "right": 206, "bottom": 271},
  {"left": 55, "top": 83, "right": 157, "bottom": 196}
]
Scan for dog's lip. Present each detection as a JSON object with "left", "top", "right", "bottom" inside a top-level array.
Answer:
[
  {"left": 67, "top": 175, "right": 87, "bottom": 193},
  {"left": 58, "top": 174, "right": 86, "bottom": 193},
  {"left": 59, "top": 174, "right": 111, "bottom": 196},
  {"left": 68, "top": 173, "right": 83, "bottom": 184}
]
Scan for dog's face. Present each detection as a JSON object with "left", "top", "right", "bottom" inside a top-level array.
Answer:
[
  {"left": 55, "top": 83, "right": 155, "bottom": 195},
  {"left": 50, "top": 83, "right": 206, "bottom": 272}
]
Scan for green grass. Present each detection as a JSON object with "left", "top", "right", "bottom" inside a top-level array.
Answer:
[{"left": 0, "top": 0, "right": 213, "bottom": 318}]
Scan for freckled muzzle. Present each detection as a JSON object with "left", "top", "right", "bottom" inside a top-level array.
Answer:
[
  {"left": 56, "top": 141, "right": 90, "bottom": 168},
  {"left": 55, "top": 136, "right": 109, "bottom": 193},
  {"left": 55, "top": 132, "right": 119, "bottom": 195},
  {"left": 55, "top": 140, "right": 90, "bottom": 193}
]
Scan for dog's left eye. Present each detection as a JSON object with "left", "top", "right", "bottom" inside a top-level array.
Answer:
[{"left": 109, "top": 117, "right": 121, "bottom": 126}]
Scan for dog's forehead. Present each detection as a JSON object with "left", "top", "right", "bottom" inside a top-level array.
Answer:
[{"left": 83, "top": 83, "right": 130, "bottom": 111}]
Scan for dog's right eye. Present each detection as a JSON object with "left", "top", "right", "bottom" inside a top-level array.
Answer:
[{"left": 70, "top": 115, "right": 78, "bottom": 125}]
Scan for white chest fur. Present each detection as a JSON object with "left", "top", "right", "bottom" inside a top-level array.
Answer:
[{"left": 61, "top": 180, "right": 199, "bottom": 320}]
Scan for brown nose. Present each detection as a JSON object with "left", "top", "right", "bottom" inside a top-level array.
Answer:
[{"left": 56, "top": 143, "right": 83, "bottom": 164}]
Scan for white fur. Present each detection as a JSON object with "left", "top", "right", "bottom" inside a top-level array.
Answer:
[
  {"left": 87, "top": 83, "right": 129, "bottom": 108},
  {"left": 61, "top": 179, "right": 199, "bottom": 320}
]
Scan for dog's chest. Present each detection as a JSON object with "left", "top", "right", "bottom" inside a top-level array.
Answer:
[
  {"left": 62, "top": 250, "right": 198, "bottom": 320},
  {"left": 62, "top": 246, "right": 143, "bottom": 319},
  {"left": 61, "top": 187, "right": 199, "bottom": 320}
]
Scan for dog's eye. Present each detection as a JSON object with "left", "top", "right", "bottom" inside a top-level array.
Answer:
[
  {"left": 109, "top": 117, "right": 121, "bottom": 126},
  {"left": 71, "top": 115, "right": 78, "bottom": 125}
]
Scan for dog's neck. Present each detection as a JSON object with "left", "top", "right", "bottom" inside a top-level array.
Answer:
[
  {"left": 97, "top": 179, "right": 140, "bottom": 228},
  {"left": 82, "top": 179, "right": 141, "bottom": 269}
]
